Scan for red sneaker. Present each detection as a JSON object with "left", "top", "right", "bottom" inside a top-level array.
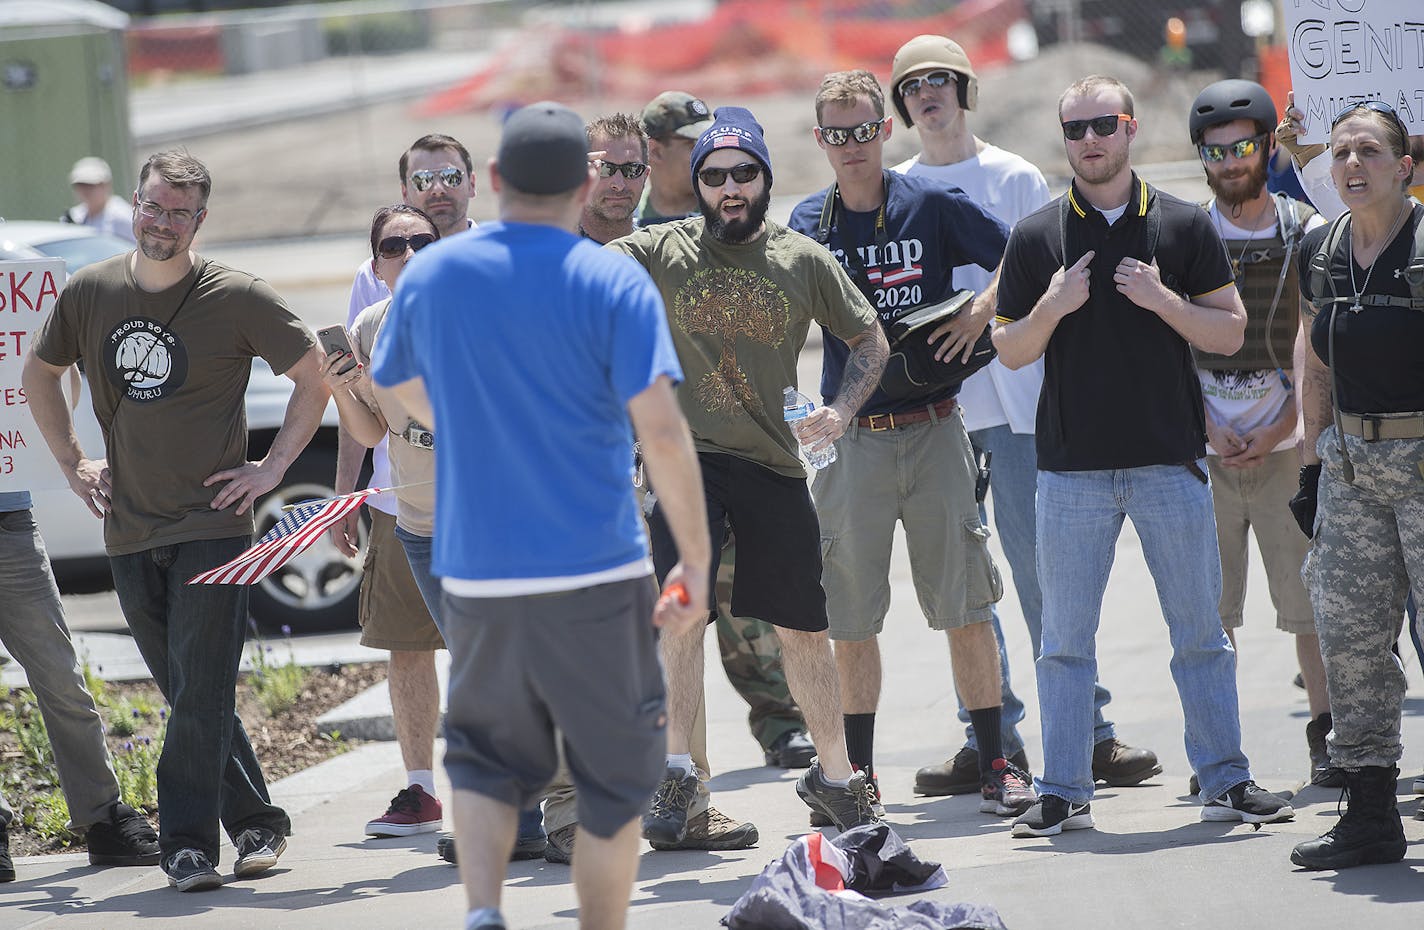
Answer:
[{"left": 365, "top": 785, "right": 443, "bottom": 836}]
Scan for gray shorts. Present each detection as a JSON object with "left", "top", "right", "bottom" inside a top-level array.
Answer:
[
  {"left": 440, "top": 575, "right": 666, "bottom": 838},
  {"left": 813, "top": 406, "right": 1002, "bottom": 640}
]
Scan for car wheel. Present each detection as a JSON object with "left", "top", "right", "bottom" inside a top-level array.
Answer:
[{"left": 248, "top": 444, "right": 370, "bottom": 633}]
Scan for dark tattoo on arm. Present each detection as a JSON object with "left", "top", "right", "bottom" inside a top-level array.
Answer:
[{"left": 836, "top": 322, "right": 890, "bottom": 414}]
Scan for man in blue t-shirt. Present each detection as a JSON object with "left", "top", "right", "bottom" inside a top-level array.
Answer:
[
  {"left": 787, "top": 69, "right": 1035, "bottom": 821},
  {"left": 371, "top": 101, "right": 710, "bottom": 930}
]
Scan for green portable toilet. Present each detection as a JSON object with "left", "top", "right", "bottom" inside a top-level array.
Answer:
[{"left": 0, "top": 0, "right": 132, "bottom": 222}]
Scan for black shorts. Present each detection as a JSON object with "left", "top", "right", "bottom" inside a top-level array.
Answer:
[{"left": 648, "top": 452, "right": 828, "bottom": 633}]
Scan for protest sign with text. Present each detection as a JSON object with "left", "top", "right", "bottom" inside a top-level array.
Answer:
[
  {"left": 0, "top": 258, "right": 69, "bottom": 490},
  {"left": 1284, "top": 0, "right": 1424, "bottom": 144}
]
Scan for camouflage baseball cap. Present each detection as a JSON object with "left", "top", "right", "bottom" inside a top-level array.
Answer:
[{"left": 641, "top": 91, "right": 714, "bottom": 140}]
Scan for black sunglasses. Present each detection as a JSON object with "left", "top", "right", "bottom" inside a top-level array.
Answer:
[
  {"left": 597, "top": 161, "right": 649, "bottom": 180},
  {"left": 407, "top": 167, "right": 465, "bottom": 193},
  {"left": 819, "top": 119, "right": 885, "bottom": 146},
  {"left": 377, "top": 233, "right": 436, "bottom": 259},
  {"left": 1331, "top": 99, "right": 1410, "bottom": 137},
  {"left": 897, "top": 70, "right": 955, "bottom": 99},
  {"left": 1061, "top": 113, "right": 1131, "bottom": 141},
  {"left": 1199, "top": 132, "right": 1269, "bottom": 163},
  {"left": 697, "top": 162, "right": 762, "bottom": 187}
]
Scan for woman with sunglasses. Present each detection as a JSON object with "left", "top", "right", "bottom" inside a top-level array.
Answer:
[{"left": 1289, "top": 101, "right": 1422, "bottom": 871}]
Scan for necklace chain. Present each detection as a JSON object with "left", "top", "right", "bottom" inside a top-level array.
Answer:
[
  {"left": 1348, "top": 200, "right": 1411, "bottom": 310},
  {"left": 1216, "top": 197, "right": 1275, "bottom": 278}
]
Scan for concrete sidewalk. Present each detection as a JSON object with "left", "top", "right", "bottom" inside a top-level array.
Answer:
[{"left": 6, "top": 521, "right": 1424, "bottom": 929}]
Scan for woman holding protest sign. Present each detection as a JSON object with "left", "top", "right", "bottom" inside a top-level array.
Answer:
[{"left": 1288, "top": 100, "right": 1423, "bottom": 870}]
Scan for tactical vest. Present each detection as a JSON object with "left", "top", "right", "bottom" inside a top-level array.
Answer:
[
  {"left": 1306, "top": 207, "right": 1424, "bottom": 314},
  {"left": 1196, "top": 193, "right": 1314, "bottom": 372}
]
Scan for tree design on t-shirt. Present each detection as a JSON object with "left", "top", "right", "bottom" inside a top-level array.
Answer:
[{"left": 674, "top": 267, "right": 787, "bottom": 418}]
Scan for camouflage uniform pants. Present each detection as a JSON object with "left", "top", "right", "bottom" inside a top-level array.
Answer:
[
  {"left": 715, "top": 538, "right": 806, "bottom": 751},
  {"left": 1306, "top": 428, "right": 1424, "bottom": 769}
]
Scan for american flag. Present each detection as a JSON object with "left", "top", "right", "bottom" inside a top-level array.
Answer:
[{"left": 186, "top": 488, "right": 381, "bottom": 586}]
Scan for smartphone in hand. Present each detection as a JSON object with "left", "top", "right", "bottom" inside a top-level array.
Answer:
[{"left": 316, "top": 325, "right": 358, "bottom": 375}]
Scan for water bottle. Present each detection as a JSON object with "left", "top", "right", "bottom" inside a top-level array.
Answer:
[{"left": 782, "top": 386, "right": 837, "bottom": 470}]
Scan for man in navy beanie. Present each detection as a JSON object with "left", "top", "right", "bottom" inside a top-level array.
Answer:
[{"left": 608, "top": 106, "right": 892, "bottom": 845}]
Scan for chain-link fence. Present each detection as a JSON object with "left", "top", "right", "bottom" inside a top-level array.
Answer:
[{"left": 10, "top": 0, "right": 1296, "bottom": 243}]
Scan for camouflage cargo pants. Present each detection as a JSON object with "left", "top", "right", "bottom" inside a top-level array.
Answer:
[
  {"left": 715, "top": 538, "right": 806, "bottom": 751},
  {"left": 1306, "top": 429, "right": 1424, "bottom": 769}
]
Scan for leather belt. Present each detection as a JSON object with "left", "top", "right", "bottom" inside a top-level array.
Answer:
[
  {"left": 856, "top": 397, "right": 957, "bottom": 432},
  {"left": 1339, "top": 412, "right": 1424, "bottom": 442}
]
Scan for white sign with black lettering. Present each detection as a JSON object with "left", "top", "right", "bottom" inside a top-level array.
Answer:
[
  {"left": 1284, "top": 0, "right": 1424, "bottom": 144},
  {"left": 0, "top": 259, "right": 69, "bottom": 489}
]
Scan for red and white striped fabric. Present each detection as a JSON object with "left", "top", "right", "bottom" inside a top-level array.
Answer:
[{"left": 186, "top": 488, "right": 381, "bottom": 586}]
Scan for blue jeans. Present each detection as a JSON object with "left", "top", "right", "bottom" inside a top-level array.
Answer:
[
  {"left": 395, "top": 526, "right": 545, "bottom": 844},
  {"left": 960, "top": 427, "right": 1114, "bottom": 758},
  {"left": 1035, "top": 465, "right": 1250, "bottom": 803},
  {"left": 109, "top": 536, "right": 289, "bottom": 863},
  {"left": 394, "top": 525, "right": 447, "bottom": 641}
]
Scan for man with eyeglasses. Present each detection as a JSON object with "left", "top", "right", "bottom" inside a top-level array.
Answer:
[
  {"left": 888, "top": 33, "right": 1161, "bottom": 801},
  {"left": 785, "top": 68, "right": 1032, "bottom": 823},
  {"left": 609, "top": 106, "right": 890, "bottom": 842},
  {"left": 24, "top": 150, "right": 327, "bottom": 890},
  {"left": 327, "top": 133, "right": 502, "bottom": 854},
  {"left": 637, "top": 91, "right": 713, "bottom": 226},
  {"left": 991, "top": 75, "right": 1294, "bottom": 837},
  {"left": 1188, "top": 80, "right": 1334, "bottom": 793}
]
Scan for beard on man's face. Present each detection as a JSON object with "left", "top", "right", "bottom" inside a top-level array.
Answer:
[
  {"left": 698, "top": 185, "right": 771, "bottom": 244},
  {"left": 1206, "top": 152, "right": 1269, "bottom": 209}
]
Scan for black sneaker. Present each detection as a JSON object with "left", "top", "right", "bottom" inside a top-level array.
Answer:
[
  {"left": 796, "top": 761, "right": 881, "bottom": 831},
  {"left": 1091, "top": 738, "right": 1162, "bottom": 786},
  {"left": 232, "top": 826, "right": 287, "bottom": 878},
  {"left": 544, "top": 824, "right": 576, "bottom": 864},
  {"left": 810, "top": 771, "right": 884, "bottom": 827},
  {"left": 641, "top": 766, "right": 698, "bottom": 845},
  {"left": 764, "top": 729, "right": 816, "bottom": 768},
  {"left": 980, "top": 758, "right": 1038, "bottom": 817},
  {"left": 164, "top": 848, "right": 223, "bottom": 892},
  {"left": 436, "top": 831, "right": 544, "bottom": 864},
  {"left": 1201, "top": 781, "right": 1295, "bottom": 824},
  {"left": 0, "top": 825, "right": 14, "bottom": 883},
  {"left": 1011, "top": 796, "right": 1094, "bottom": 837},
  {"left": 915, "top": 747, "right": 1031, "bottom": 797},
  {"left": 86, "top": 801, "right": 160, "bottom": 867}
]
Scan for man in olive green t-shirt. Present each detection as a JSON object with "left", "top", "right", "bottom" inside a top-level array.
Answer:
[
  {"left": 24, "top": 150, "right": 328, "bottom": 893},
  {"left": 608, "top": 106, "right": 890, "bottom": 844}
]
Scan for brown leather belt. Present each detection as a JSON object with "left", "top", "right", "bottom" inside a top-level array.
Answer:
[
  {"left": 1339, "top": 412, "right": 1424, "bottom": 442},
  {"left": 856, "top": 397, "right": 957, "bottom": 431}
]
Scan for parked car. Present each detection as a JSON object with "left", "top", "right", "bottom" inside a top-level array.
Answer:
[{"left": 3, "top": 220, "right": 368, "bottom": 632}]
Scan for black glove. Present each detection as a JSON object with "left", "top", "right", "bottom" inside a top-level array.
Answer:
[{"left": 1288, "top": 462, "right": 1322, "bottom": 539}]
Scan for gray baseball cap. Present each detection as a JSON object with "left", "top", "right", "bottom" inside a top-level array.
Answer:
[
  {"left": 496, "top": 102, "right": 590, "bottom": 195},
  {"left": 641, "top": 91, "right": 713, "bottom": 140}
]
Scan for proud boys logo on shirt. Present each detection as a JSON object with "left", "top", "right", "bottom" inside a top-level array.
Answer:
[{"left": 104, "top": 317, "right": 189, "bottom": 403}]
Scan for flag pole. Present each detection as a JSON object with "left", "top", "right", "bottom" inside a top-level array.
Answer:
[{"left": 279, "top": 481, "right": 433, "bottom": 512}]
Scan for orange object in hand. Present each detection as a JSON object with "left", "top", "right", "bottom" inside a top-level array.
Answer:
[{"left": 659, "top": 582, "right": 690, "bottom": 606}]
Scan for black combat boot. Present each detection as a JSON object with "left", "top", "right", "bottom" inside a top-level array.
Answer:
[{"left": 1290, "top": 766, "right": 1406, "bottom": 870}]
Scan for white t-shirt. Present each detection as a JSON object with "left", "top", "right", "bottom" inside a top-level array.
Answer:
[
  {"left": 1197, "top": 204, "right": 1325, "bottom": 456},
  {"left": 347, "top": 260, "right": 397, "bottom": 515},
  {"left": 895, "top": 144, "right": 1051, "bottom": 433}
]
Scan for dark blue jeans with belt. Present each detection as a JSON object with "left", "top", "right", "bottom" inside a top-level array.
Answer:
[{"left": 109, "top": 535, "right": 290, "bottom": 864}]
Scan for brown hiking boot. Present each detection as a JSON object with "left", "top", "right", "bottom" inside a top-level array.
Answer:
[
  {"left": 648, "top": 807, "right": 758, "bottom": 850},
  {"left": 1091, "top": 738, "right": 1161, "bottom": 786}
]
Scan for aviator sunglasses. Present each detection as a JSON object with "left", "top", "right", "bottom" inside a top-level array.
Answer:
[
  {"left": 377, "top": 233, "right": 436, "bottom": 259},
  {"left": 818, "top": 119, "right": 886, "bottom": 146},
  {"left": 597, "top": 161, "right": 649, "bottom": 179},
  {"left": 1330, "top": 99, "right": 1411, "bottom": 138},
  {"left": 897, "top": 70, "right": 955, "bottom": 99},
  {"left": 1199, "top": 132, "right": 1269, "bottom": 163},
  {"left": 697, "top": 163, "right": 762, "bottom": 187},
  {"left": 1061, "top": 113, "right": 1132, "bottom": 141},
  {"left": 407, "top": 167, "right": 466, "bottom": 192}
]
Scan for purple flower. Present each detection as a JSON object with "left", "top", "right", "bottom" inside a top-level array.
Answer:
[
  {"left": 281, "top": 625, "right": 292, "bottom": 638},
  {"left": 159, "top": 708, "right": 167, "bottom": 720},
  {"left": 122, "top": 741, "right": 134, "bottom": 752},
  {"left": 132, "top": 708, "right": 140, "bottom": 718}
]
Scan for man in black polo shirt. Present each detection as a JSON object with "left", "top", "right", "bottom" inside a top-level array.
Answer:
[{"left": 992, "top": 75, "right": 1294, "bottom": 837}]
